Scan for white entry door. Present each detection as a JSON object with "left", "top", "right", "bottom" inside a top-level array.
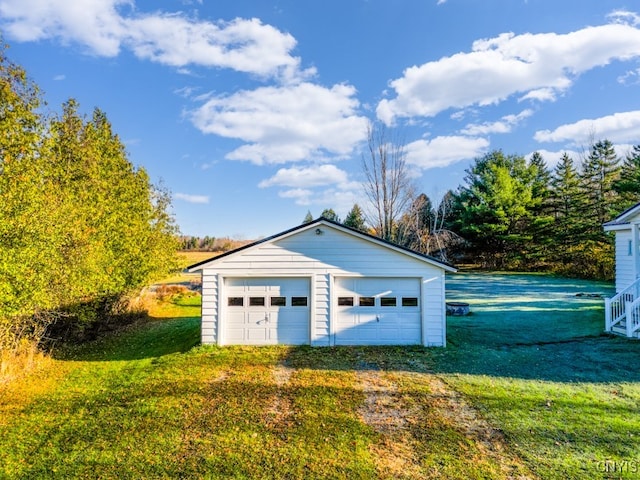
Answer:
[
  {"left": 223, "top": 278, "right": 310, "bottom": 345},
  {"left": 334, "top": 277, "right": 421, "bottom": 345}
]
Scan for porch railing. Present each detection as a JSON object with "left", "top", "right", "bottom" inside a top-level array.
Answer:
[
  {"left": 605, "top": 277, "right": 640, "bottom": 333},
  {"left": 624, "top": 298, "right": 640, "bottom": 338}
]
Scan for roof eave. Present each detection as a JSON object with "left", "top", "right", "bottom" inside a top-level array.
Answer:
[{"left": 187, "top": 218, "right": 457, "bottom": 273}]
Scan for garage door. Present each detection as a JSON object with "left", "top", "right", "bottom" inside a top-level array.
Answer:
[
  {"left": 334, "top": 277, "right": 421, "bottom": 345},
  {"left": 224, "top": 277, "right": 310, "bottom": 345}
]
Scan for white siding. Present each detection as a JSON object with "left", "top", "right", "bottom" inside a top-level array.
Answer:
[
  {"left": 198, "top": 224, "right": 447, "bottom": 347},
  {"left": 201, "top": 273, "right": 218, "bottom": 344},
  {"left": 615, "top": 229, "right": 635, "bottom": 292}
]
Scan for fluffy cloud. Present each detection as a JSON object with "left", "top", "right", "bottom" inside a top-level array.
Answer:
[
  {"left": 0, "top": 0, "right": 307, "bottom": 79},
  {"left": 534, "top": 110, "right": 640, "bottom": 145},
  {"left": 377, "top": 21, "right": 640, "bottom": 123},
  {"left": 406, "top": 136, "right": 489, "bottom": 169},
  {"left": 460, "top": 109, "right": 533, "bottom": 136},
  {"left": 174, "top": 192, "right": 209, "bottom": 204},
  {"left": 259, "top": 164, "right": 348, "bottom": 188},
  {"left": 190, "top": 82, "right": 369, "bottom": 164}
]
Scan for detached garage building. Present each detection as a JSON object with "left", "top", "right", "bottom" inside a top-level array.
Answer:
[{"left": 187, "top": 218, "right": 456, "bottom": 347}]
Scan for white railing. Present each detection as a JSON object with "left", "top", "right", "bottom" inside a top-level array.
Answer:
[
  {"left": 605, "top": 278, "right": 640, "bottom": 333},
  {"left": 625, "top": 298, "right": 640, "bottom": 338}
]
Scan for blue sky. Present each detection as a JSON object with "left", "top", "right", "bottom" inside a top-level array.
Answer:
[{"left": 2, "top": 1, "right": 640, "bottom": 239}]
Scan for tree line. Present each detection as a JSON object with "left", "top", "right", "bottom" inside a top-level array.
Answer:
[
  {"left": 314, "top": 124, "right": 639, "bottom": 281},
  {"left": 0, "top": 47, "right": 178, "bottom": 354}
]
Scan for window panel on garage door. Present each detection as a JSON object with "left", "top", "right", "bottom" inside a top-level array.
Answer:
[
  {"left": 224, "top": 277, "right": 310, "bottom": 345},
  {"left": 334, "top": 277, "right": 421, "bottom": 345}
]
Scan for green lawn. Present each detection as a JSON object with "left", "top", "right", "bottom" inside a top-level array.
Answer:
[
  {"left": 439, "top": 272, "right": 640, "bottom": 479},
  {"left": 1, "top": 273, "right": 640, "bottom": 479}
]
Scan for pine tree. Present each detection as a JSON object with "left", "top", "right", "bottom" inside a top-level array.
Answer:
[
  {"left": 302, "top": 211, "right": 313, "bottom": 223},
  {"left": 343, "top": 204, "right": 367, "bottom": 232},
  {"left": 580, "top": 139, "right": 621, "bottom": 229},
  {"left": 549, "top": 153, "right": 583, "bottom": 249},
  {"left": 614, "top": 145, "right": 640, "bottom": 212}
]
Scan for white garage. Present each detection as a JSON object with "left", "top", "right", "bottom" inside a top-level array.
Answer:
[
  {"left": 335, "top": 277, "right": 421, "bottom": 345},
  {"left": 224, "top": 277, "right": 310, "bottom": 345},
  {"left": 188, "top": 218, "right": 456, "bottom": 347}
]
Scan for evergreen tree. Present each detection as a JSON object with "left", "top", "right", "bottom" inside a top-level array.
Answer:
[
  {"left": 551, "top": 153, "right": 581, "bottom": 220},
  {"left": 343, "top": 204, "right": 367, "bottom": 232},
  {"left": 548, "top": 152, "right": 585, "bottom": 261},
  {"left": 302, "top": 210, "right": 313, "bottom": 223},
  {"left": 525, "top": 151, "right": 555, "bottom": 263},
  {"left": 580, "top": 139, "right": 621, "bottom": 230},
  {"left": 614, "top": 145, "right": 640, "bottom": 212},
  {"left": 451, "top": 150, "right": 537, "bottom": 267}
]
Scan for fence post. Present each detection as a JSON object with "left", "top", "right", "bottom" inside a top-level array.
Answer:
[
  {"left": 605, "top": 298, "right": 611, "bottom": 331},
  {"left": 626, "top": 302, "right": 633, "bottom": 338}
]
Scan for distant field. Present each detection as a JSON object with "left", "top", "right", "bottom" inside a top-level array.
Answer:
[{"left": 176, "top": 251, "right": 218, "bottom": 269}]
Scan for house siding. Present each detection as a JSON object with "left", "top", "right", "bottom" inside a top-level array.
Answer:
[
  {"left": 615, "top": 229, "right": 634, "bottom": 292},
  {"left": 201, "top": 273, "right": 218, "bottom": 344},
  {"left": 197, "top": 224, "right": 448, "bottom": 347}
]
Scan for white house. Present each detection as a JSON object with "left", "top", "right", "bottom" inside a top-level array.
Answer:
[
  {"left": 187, "top": 218, "right": 456, "bottom": 347},
  {"left": 604, "top": 202, "right": 640, "bottom": 338}
]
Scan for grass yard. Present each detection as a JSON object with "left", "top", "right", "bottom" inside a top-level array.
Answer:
[{"left": 1, "top": 272, "right": 640, "bottom": 478}]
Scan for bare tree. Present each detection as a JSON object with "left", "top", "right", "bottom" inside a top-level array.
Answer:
[
  {"left": 396, "top": 191, "right": 464, "bottom": 262},
  {"left": 362, "top": 122, "right": 414, "bottom": 242}
]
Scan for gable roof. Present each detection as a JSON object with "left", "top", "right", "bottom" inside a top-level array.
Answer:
[
  {"left": 187, "top": 217, "right": 457, "bottom": 272},
  {"left": 603, "top": 201, "right": 640, "bottom": 231}
]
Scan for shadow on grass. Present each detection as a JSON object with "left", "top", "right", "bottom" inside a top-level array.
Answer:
[
  {"left": 59, "top": 272, "right": 640, "bottom": 384},
  {"left": 56, "top": 316, "right": 201, "bottom": 362},
  {"left": 283, "top": 272, "right": 640, "bottom": 384}
]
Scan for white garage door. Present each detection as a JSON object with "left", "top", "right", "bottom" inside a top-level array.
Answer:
[
  {"left": 224, "top": 277, "right": 310, "bottom": 345},
  {"left": 335, "top": 277, "right": 421, "bottom": 345}
]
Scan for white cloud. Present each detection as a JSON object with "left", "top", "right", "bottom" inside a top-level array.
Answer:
[
  {"left": 278, "top": 188, "right": 313, "bottom": 205},
  {"left": 259, "top": 164, "right": 348, "bottom": 188},
  {"left": 377, "top": 21, "right": 640, "bottom": 123},
  {"left": 461, "top": 109, "right": 533, "bottom": 135},
  {"left": 534, "top": 110, "right": 640, "bottom": 145},
  {"left": 277, "top": 184, "right": 361, "bottom": 214},
  {"left": 618, "top": 68, "right": 640, "bottom": 85},
  {"left": 0, "top": 0, "right": 309, "bottom": 80},
  {"left": 406, "top": 135, "right": 490, "bottom": 169},
  {"left": 190, "top": 82, "right": 369, "bottom": 164},
  {"left": 608, "top": 10, "right": 640, "bottom": 27},
  {"left": 174, "top": 192, "right": 209, "bottom": 204},
  {"left": 53, "top": 74, "right": 65, "bottom": 81}
]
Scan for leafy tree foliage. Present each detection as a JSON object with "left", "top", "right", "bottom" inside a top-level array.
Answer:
[
  {"left": 320, "top": 208, "right": 340, "bottom": 222},
  {"left": 0, "top": 50, "right": 178, "bottom": 351}
]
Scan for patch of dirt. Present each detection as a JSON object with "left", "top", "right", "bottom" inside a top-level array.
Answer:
[
  {"left": 357, "top": 368, "right": 535, "bottom": 480},
  {"left": 264, "top": 362, "right": 295, "bottom": 433},
  {"left": 357, "top": 368, "right": 424, "bottom": 479},
  {"left": 428, "top": 376, "right": 535, "bottom": 480}
]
